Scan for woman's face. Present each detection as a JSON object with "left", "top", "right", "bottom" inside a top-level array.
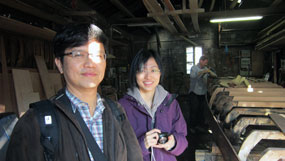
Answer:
[{"left": 136, "top": 57, "right": 161, "bottom": 94}]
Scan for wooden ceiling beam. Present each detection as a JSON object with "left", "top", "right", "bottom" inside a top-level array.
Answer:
[
  {"left": 271, "top": 0, "right": 283, "bottom": 6},
  {"left": 189, "top": 0, "right": 200, "bottom": 32},
  {"left": 110, "top": 0, "right": 135, "bottom": 18},
  {"left": 143, "top": 0, "right": 177, "bottom": 33},
  {"left": 209, "top": 0, "right": 216, "bottom": 12},
  {"left": 230, "top": 0, "right": 238, "bottom": 9},
  {"left": 147, "top": 8, "right": 204, "bottom": 17},
  {"left": 110, "top": 0, "right": 151, "bottom": 33},
  {"left": 0, "top": 16, "right": 56, "bottom": 40},
  {"left": 199, "top": 7, "right": 285, "bottom": 18},
  {"left": 0, "top": 0, "right": 70, "bottom": 25},
  {"left": 164, "top": 0, "right": 188, "bottom": 33}
]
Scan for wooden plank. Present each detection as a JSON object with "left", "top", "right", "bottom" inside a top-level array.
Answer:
[
  {"left": 189, "top": 0, "right": 200, "bottom": 32},
  {"left": 143, "top": 0, "right": 177, "bottom": 33},
  {"left": 0, "top": 36, "right": 12, "bottom": 112},
  {"left": 34, "top": 55, "right": 56, "bottom": 98},
  {"left": 209, "top": 88, "right": 224, "bottom": 108},
  {"left": 164, "top": 0, "right": 188, "bottom": 33},
  {"left": 209, "top": 0, "right": 215, "bottom": 12},
  {"left": 147, "top": 8, "right": 205, "bottom": 16},
  {"left": 0, "top": 16, "right": 56, "bottom": 41},
  {"left": 259, "top": 148, "right": 285, "bottom": 161},
  {"left": 0, "top": 104, "right": 5, "bottom": 113},
  {"left": 236, "top": 102, "right": 285, "bottom": 108},
  {"left": 12, "top": 69, "right": 40, "bottom": 116},
  {"left": 269, "top": 113, "right": 285, "bottom": 133},
  {"left": 225, "top": 108, "right": 285, "bottom": 124},
  {"left": 238, "top": 130, "right": 285, "bottom": 161},
  {"left": 233, "top": 96, "right": 285, "bottom": 102},
  {"left": 233, "top": 117, "right": 274, "bottom": 136},
  {"left": 225, "top": 88, "right": 285, "bottom": 92},
  {"left": 0, "top": 0, "right": 69, "bottom": 25},
  {"left": 229, "top": 91, "right": 285, "bottom": 96}
]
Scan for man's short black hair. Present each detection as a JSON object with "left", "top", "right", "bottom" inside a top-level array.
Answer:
[
  {"left": 53, "top": 23, "right": 108, "bottom": 60},
  {"left": 129, "top": 49, "right": 164, "bottom": 88}
]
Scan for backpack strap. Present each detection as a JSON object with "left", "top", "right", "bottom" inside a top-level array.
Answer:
[
  {"left": 30, "top": 100, "right": 59, "bottom": 161},
  {"left": 104, "top": 98, "right": 126, "bottom": 123},
  {"left": 165, "top": 94, "right": 178, "bottom": 107},
  {"left": 74, "top": 111, "right": 108, "bottom": 161}
]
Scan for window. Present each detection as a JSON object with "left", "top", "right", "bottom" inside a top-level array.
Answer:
[{"left": 186, "top": 46, "right": 202, "bottom": 74}]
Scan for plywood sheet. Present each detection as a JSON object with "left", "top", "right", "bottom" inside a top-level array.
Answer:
[
  {"left": 12, "top": 69, "right": 40, "bottom": 116},
  {"left": 34, "top": 55, "right": 55, "bottom": 98}
]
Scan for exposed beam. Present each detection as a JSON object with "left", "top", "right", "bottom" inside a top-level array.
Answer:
[
  {"left": 110, "top": 0, "right": 151, "bottom": 33},
  {"left": 143, "top": 0, "right": 177, "bottom": 33},
  {"left": 110, "top": 0, "right": 134, "bottom": 18},
  {"left": 209, "top": 0, "right": 216, "bottom": 12},
  {"left": 199, "top": 7, "right": 285, "bottom": 18},
  {"left": 182, "top": 0, "right": 186, "bottom": 10},
  {"left": 230, "top": 0, "right": 238, "bottom": 9},
  {"left": 198, "top": 0, "right": 204, "bottom": 8},
  {"left": 111, "top": 17, "right": 156, "bottom": 24},
  {"left": 271, "top": 0, "right": 283, "bottom": 6},
  {"left": 180, "top": 35, "right": 198, "bottom": 46},
  {"left": 61, "top": 11, "right": 98, "bottom": 16},
  {"left": 189, "top": 0, "right": 200, "bottom": 32},
  {"left": 0, "top": 0, "right": 70, "bottom": 25},
  {"left": 0, "top": 16, "right": 56, "bottom": 40},
  {"left": 164, "top": 0, "right": 188, "bottom": 33},
  {"left": 147, "top": 8, "right": 205, "bottom": 17}
]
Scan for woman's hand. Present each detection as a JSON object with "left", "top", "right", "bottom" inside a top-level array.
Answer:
[
  {"left": 144, "top": 129, "right": 161, "bottom": 149},
  {"left": 154, "top": 134, "right": 176, "bottom": 151}
]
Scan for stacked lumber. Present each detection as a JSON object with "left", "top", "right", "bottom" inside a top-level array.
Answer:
[
  {"left": 0, "top": 54, "right": 63, "bottom": 117},
  {"left": 208, "top": 80, "right": 285, "bottom": 161}
]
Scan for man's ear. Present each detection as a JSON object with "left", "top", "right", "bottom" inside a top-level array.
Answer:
[{"left": 55, "top": 58, "right": 63, "bottom": 74}]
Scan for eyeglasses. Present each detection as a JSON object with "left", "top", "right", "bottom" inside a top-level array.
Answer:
[
  {"left": 137, "top": 68, "right": 161, "bottom": 75},
  {"left": 64, "top": 50, "right": 106, "bottom": 62}
]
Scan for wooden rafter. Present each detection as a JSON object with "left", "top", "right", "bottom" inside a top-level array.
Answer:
[
  {"left": 0, "top": 0, "right": 70, "bottom": 25},
  {"left": 164, "top": 0, "right": 188, "bottom": 33},
  {"left": 143, "top": 0, "right": 177, "bottom": 33},
  {"left": 189, "top": 0, "right": 200, "bottom": 32},
  {"left": 0, "top": 16, "right": 56, "bottom": 40}
]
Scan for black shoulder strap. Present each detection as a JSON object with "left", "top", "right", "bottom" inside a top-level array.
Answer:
[
  {"left": 104, "top": 98, "right": 126, "bottom": 123},
  {"left": 30, "top": 100, "right": 59, "bottom": 161},
  {"left": 74, "top": 111, "right": 108, "bottom": 161}
]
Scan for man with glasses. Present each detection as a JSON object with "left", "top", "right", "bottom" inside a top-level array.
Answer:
[{"left": 6, "top": 23, "right": 143, "bottom": 161}]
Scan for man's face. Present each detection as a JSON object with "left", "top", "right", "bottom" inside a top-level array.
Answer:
[
  {"left": 55, "top": 40, "right": 106, "bottom": 92},
  {"left": 200, "top": 59, "right": 208, "bottom": 68}
]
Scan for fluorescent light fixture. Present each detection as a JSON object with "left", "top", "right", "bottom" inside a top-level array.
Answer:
[{"left": 210, "top": 16, "right": 263, "bottom": 23}]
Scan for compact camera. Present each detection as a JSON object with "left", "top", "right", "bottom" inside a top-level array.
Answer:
[{"left": 157, "top": 132, "right": 170, "bottom": 144}]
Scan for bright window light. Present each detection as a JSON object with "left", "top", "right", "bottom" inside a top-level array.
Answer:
[
  {"left": 186, "top": 46, "right": 202, "bottom": 74},
  {"left": 210, "top": 16, "right": 263, "bottom": 23}
]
